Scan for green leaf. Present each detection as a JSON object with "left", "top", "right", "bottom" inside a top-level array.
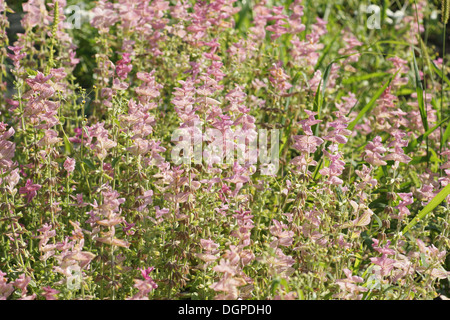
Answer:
[
  {"left": 409, "top": 148, "right": 441, "bottom": 165},
  {"left": 63, "top": 133, "right": 73, "bottom": 155},
  {"left": 270, "top": 278, "right": 281, "bottom": 296},
  {"left": 395, "top": 88, "right": 415, "bottom": 96},
  {"left": 298, "top": 289, "right": 305, "bottom": 300},
  {"left": 315, "top": 31, "right": 341, "bottom": 71},
  {"left": 405, "top": 117, "right": 449, "bottom": 153},
  {"left": 402, "top": 183, "right": 450, "bottom": 234},
  {"left": 369, "top": 197, "right": 387, "bottom": 209},
  {"left": 443, "top": 124, "right": 450, "bottom": 147},
  {"left": 335, "top": 186, "right": 343, "bottom": 202},
  {"left": 430, "top": 98, "right": 439, "bottom": 115},
  {"left": 313, "top": 81, "right": 322, "bottom": 112},
  {"left": 312, "top": 55, "right": 355, "bottom": 138},
  {"left": 312, "top": 157, "right": 323, "bottom": 180},
  {"left": 372, "top": 213, "right": 383, "bottom": 231},
  {"left": 409, "top": 170, "right": 421, "bottom": 188},
  {"left": 342, "top": 72, "right": 389, "bottom": 85},
  {"left": 234, "top": 0, "right": 251, "bottom": 32},
  {"left": 111, "top": 156, "right": 121, "bottom": 168},
  {"left": 83, "top": 159, "right": 96, "bottom": 170},
  {"left": 431, "top": 60, "right": 450, "bottom": 87},
  {"left": 322, "top": 59, "right": 337, "bottom": 98},
  {"left": 113, "top": 118, "right": 122, "bottom": 129},
  {"left": 373, "top": 40, "right": 411, "bottom": 46},
  {"left": 381, "top": 0, "right": 388, "bottom": 23},
  {"left": 290, "top": 71, "right": 302, "bottom": 87},
  {"left": 312, "top": 81, "right": 322, "bottom": 136},
  {"left": 59, "top": 124, "right": 73, "bottom": 155},
  {"left": 26, "top": 69, "right": 38, "bottom": 76},
  {"left": 353, "top": 250, "right": 363, "bottom": 272},
  {"left": 102, "top": 172, "right": 113, "bottom": 181}
]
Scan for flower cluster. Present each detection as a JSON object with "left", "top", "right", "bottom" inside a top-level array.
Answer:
[{"left": 0, "top": 0, "right": 448, "bottom": 301}]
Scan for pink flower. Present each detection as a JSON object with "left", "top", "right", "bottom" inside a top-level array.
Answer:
[
  {"left": 7, "top": 45, "right": 27, "bottom": 71},
  {"left": 140, "top": 267, "right": 156, "bottom": 281},
  {"left": 319, "top": 145, "right": 346, "bottom": 185},
  {"left": 0, "top": 270, "right": 14, "bottom": 300},
  {"left": 129, "top": 267, "right": 158, "bottom": 300},
  {"left": 112, "top": 78, "right": 129, "bottom": 91},
  {"left": 416, "top": 239, "right": 445, "bottom": 261},
  {"left": 334, "top": 268, "right": 368, "bottom": 300},
  {"left": 355, "top": 165, "right": 377, "bottom": 190},
  {"left": 68, "top": 127, "right": 83, "bottom": 144},
  {"left": 13, "top": 274, "right": 31, "bottom": 297},
  {"left": 269, "top": 219, "right": 294, "bottom": 247},
  {"left": 0, "top": 129, "right": 15, "bottom": 170},
  {"left": 268, "top": 63, "right": 292, "bottom": 93},
  {"left": 383, "top": 129, "right": 411, "bottom": 164},
  {"left": 323, "top": 114, "right": 352, "bottom": 145},
  {"left": 115, "top": 53, "right": 133, "bottom": 80},
  {"left": 392, "top": 193, "right": 414, "bottom": 220},
  {"left": 298, "top": 110, "right": 322, "bottom": 135},
  {"left": 200, "top": 238, "right": 219, "bottom": 252},
  {"left": 37, "top": 130, "right": 61, "bottom": 147},
  {"left": 85, "top": 122, "right": 117, "bottom": 160},
  {"left": 19, "top": 179, "right": 42, "bottom": 203},
  {"left": 371, "top": 239, "right": 396, "bottom": 256},
  {"left": 155, "top": 206, "right": 170, "bottom": 219},
  {"left": 370, "top": 254, "right": 396, "bottom": 277},
  {"left": 136, "top": 190, "right": 153, "bottom": 212},
  {"left": 213, "top": 259, "right": 238, "bottom": 276},
  {"left": 41, "top": 286, "right": 59, "bottom": 300},
  {"left": 91, "top": 0, "right": 119, "bottom": 33},
  {"left": 364, "top": 136, "right": 387, "bottom": 166},
  {"left": 292, "top": 135, "right": 324, "bottom": 154},
  {"left": 63, "top": 157, "right": 76, "bottom": 174},
  {"left": 265, "top": 6, "right": 289, "bottom": 40},
  {"left": 123, "top": 221, "right": 135, "bottom": 236}
]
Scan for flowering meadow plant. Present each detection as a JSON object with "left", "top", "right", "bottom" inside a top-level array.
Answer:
[{"left": 0, "top": 0, "right": 449, "bottom": 300}]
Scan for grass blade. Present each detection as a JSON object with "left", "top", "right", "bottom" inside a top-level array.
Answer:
[
  {"left": 403, "top": 183, "right": 450, "bottom": 234},
  {"left": 348, "top": 69, "right": 400, "bottom": 131},
  {"left": 405, "top": 117, "right": 449, "bottom": 153},
  {"left": 311, "top": 81, "right": 322, "bottom": 136},
  {"left": 443, "top": 123, "right": 450, "bottom": 147},
  {"left": 313, "top": 55, "right": 355, "bottom": 135},
  {"left": 412, "top": 47, "right": 429, "bottom": 131},
  {"left": 431, "top": 60, "right": 450, "bottom": 87},
  {"left": 342, "top": 72, "right": 390, "bottom": 85},
  {"left": 315, "top": 31, "right": 341, "bottom": 71}
]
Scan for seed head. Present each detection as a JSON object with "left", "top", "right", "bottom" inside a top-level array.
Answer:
[{"left": 443, "top": 0, "right": 450, "bottom": 24}]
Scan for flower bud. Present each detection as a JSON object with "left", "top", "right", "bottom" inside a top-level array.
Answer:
[
  {"left": 377, "top": 233, "right": 386, "bottom": 242},
  {"left": 387, "top": 192, "right": 396, "bottom": 201},
  {"left": 384, "top": 206, "right": 394, "bottom": 215},
  {"left": 298, "top": 191, "right": 307, "bottom": 201}
]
